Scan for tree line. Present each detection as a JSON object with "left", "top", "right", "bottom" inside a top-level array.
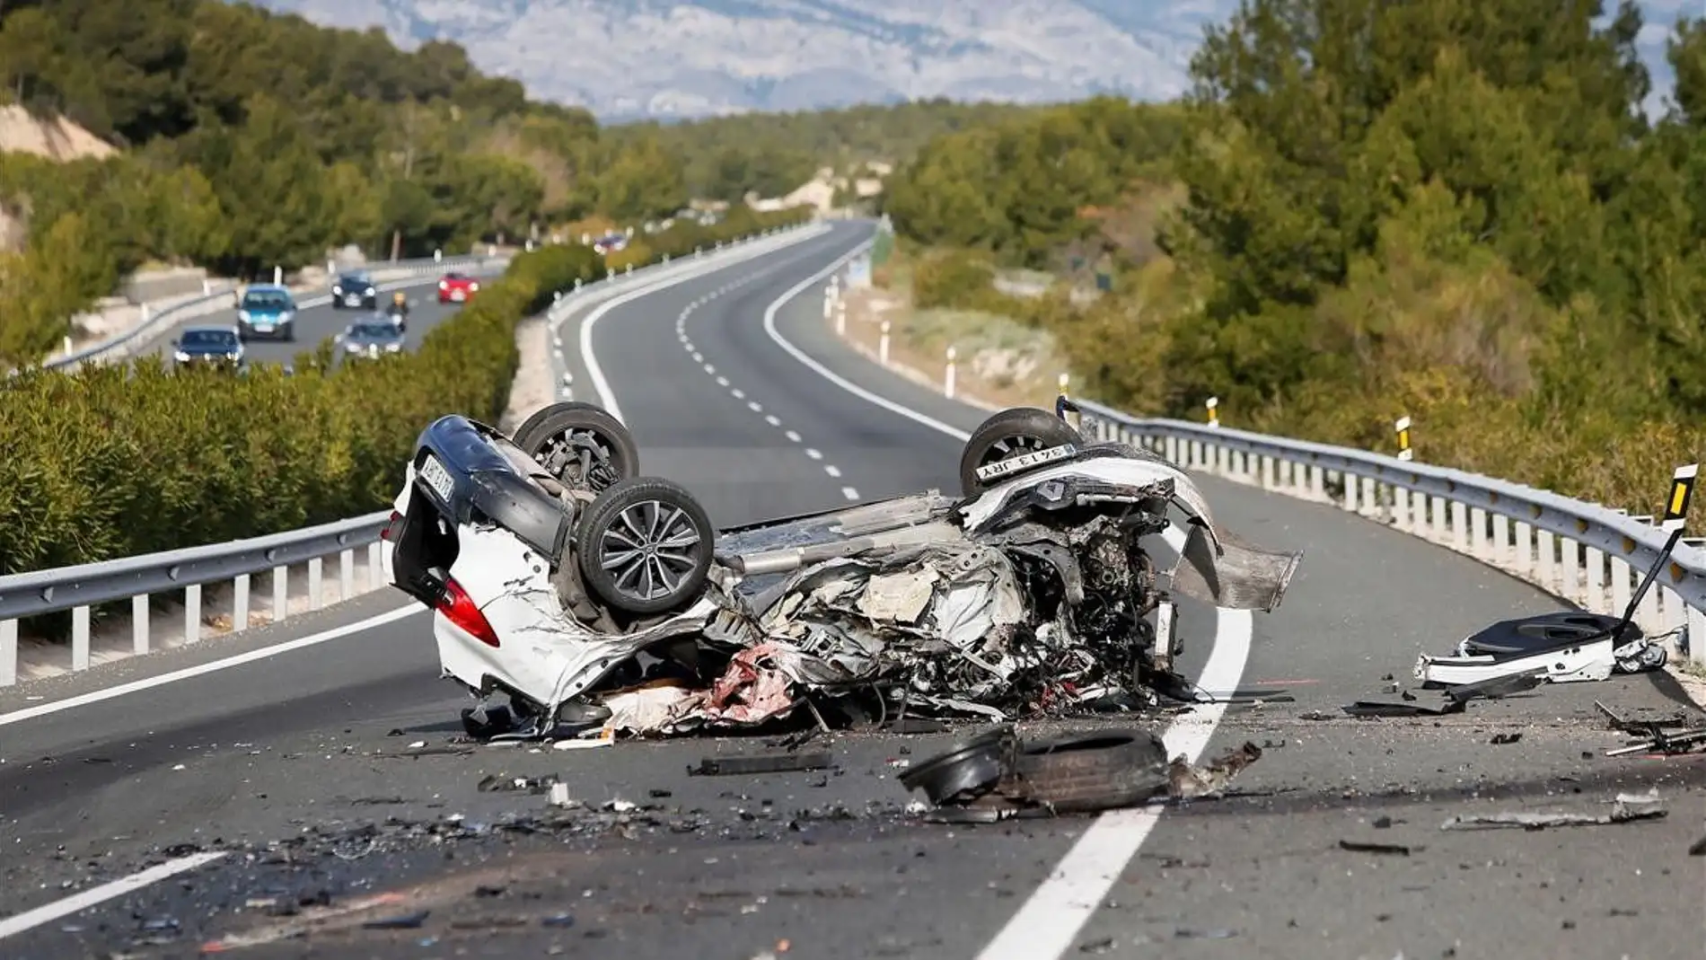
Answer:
[
  {"left": 882, "top": 0, "right": 1706, "bottom": 511},
  {"left": 0, "top": 0, "right": 715, "bottom": 365}
]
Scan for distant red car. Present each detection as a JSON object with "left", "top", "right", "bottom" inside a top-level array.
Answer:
[{"left": 437, "top": 272, "right": 480, "bottom": 304}]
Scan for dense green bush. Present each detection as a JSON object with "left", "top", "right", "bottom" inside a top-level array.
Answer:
[
  {"left": 0, "top": 205, "right": 813, "bottom": 575},
  {"left": 883, "top": 1, "right": 1706, "bottom": 515}
]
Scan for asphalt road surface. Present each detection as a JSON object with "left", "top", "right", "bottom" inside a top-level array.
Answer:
[
  {"left": 3, "top": 220, "right": 1702, "bottom": 959},
  {"left": 145, "top": 280, "right": 470, "bottom": 368}
]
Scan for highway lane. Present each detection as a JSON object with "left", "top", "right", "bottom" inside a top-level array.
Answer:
[
  {"left": 2, "top": 222, "right": 1701, "bottom": 958},
  {"left": 142, "top": 279, "right": 468, "bottom": 367}
]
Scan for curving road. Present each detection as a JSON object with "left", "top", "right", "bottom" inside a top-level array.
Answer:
[{"left": 1, "top": 221, "right": 1701, "bottom": 959}]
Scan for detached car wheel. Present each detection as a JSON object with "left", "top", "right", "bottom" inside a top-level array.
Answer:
[
  {"left": 514, "top": 401, "right": 640, "bottom": 492},
  {"left": 575, "top": 477, "right": 714, "bottom": 616},
  {"left": 959, "top": 407, "right": 1084, "bottom": 496}
]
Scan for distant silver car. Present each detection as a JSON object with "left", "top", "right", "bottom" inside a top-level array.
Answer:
[{"left": 341, "top": 317, "right": 405, "bottom": 360}]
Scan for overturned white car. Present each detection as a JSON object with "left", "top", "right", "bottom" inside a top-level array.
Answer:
[{"left": 382, "top": 401, "right": 1303, "bottom": 738}]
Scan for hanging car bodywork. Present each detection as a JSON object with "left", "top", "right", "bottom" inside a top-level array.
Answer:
[{"left": 382, "top": 401, "right": 1303, "bottom": 738}]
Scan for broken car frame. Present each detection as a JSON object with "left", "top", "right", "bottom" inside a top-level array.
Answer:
[{"left": 381, "top": 400, "right": 1303, "bottom": 738}]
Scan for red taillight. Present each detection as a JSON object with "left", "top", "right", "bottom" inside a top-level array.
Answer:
[
  {"left": 380, "top": 510, "right": 403, "bottom": 541},
  {"left": 437, "top": 578, "right": 500, "bottom": 648}
]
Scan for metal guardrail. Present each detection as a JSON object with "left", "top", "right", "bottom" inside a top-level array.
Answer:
[
  {"left": 0, "top": 222, "right": 817, "bottom": 686},
  {"left": 35, "top": 253, "right": 502, "bottom": 373},
  {"left": 1072, "top": 400, "right": 1706, "bottom": 663}
]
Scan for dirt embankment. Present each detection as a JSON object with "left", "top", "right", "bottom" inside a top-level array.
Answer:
[{"left": 0, "top": 104, "right": 118, "bottom": 251}]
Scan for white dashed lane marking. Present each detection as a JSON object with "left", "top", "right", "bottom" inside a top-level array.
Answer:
[{"left": 673, "top": 268, "right": 856, "bottom": 496}]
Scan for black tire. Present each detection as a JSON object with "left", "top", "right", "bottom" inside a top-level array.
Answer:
[
  {"left": 1002, "top": 729, "right": 1170, "bottom": 813},
  {"left": 514, "top": 402, "right": 640, "bottom": 493},
  {"left": 958, "top": 406, "right": 1084, "bottom": 496},
  {"left": 574, "top": 477, "right": 714, "bottom": 616}
]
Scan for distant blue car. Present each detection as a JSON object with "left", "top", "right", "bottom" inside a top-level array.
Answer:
[{"left": 236, "top": 284, "right": 297, "bottom": 341}]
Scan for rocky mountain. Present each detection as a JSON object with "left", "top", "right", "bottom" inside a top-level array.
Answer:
[{"left": 246, "top": 1, "right": 1690, "bottom": 121}]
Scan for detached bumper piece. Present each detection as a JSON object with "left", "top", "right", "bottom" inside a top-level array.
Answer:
[
  {"left": 898, "top": 724, "right": 1263, "bottom": 821},
  {"left": 1414, "top": 611, "right": 1669, "bottom": 688}
]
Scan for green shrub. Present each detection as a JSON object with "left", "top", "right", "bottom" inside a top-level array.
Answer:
[{"left": 0, "top": 206, "right": 813, "bottom": 576}]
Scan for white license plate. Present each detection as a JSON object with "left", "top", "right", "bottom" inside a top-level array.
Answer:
[
  {"left": 345, "top": 295, "right": 362, "bottom": 305},
  {"left": 975, "top": 443, "right": 1078, "bottom": 482},
  {"left": 418, "top": 454, "right": 455, "bottom": 502},
  {"left": 451, "top": 290, "right": 466, "bottom": 301}
]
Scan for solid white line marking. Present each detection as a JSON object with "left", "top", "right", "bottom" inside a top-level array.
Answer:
[
  {"left": 0, "top": 852, "right": 228, "bottom": 941},
  {"left": 716, "top": 376, "right": 730, "bottom": 387},
  {"left": 747, "top": 401, "right": 762, "bottom": 413},
  {"left": 0, "top": 605, "right": 423, "bottom": 727},
  {"left": 692, "top": 352, "right": 703, "bottom": 362},
  {"left": 805, "top": 448, "right": 823, "bottom": 460},
  {"left": 731, "top": 388, "right": 745, "bottom": 399},
  {"left": 824, "top": 464, "right": 841, "bottom": 478},
  {"left": 705, "top": 364, "right": 716, "bottom": 375},
  {"left": 756, "top": 241, "right": 1256, "bottom": 960},
  {"left": 841, "top": 486, "right": 859, "bottom": 500},
  {"left": 785, "top": 430, "right": 802, "bottom": 443},
  {"left": 765, "top": 415, "right": 781, "bottom": 427}
]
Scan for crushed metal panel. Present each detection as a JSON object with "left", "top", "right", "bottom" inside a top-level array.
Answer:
[{"left": 1170, "top": 523, "right": 1302, "bottom": 612}]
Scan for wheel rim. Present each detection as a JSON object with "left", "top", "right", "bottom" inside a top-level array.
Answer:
[
  {"left": 978, "top": 434, "right": 1054, "bottom": 472},
  {"left": 597, "top": 499, "right": 702, "bottom": 602},
  {"left": 537, "top": 428, "right": 623, "bottom": 490}
]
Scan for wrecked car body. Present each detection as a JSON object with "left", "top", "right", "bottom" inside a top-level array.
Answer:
[{"left": 382, "top": 400, "right": 1302, "bottom": 738}]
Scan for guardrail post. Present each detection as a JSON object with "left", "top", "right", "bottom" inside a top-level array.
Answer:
[
  {"left": 1559, "top": 538, "right": 1581, "bottom": 604},
  {"left": 234, "top": 574, "right": 251, "bottom": 633},
  {"left": 1610, "top": 555, "right": 1632, "bottom": 615},
  {"left": 1584, "top": 546, "right": 1605, "bottom": 612},
  {"left": 132, "top": 595, "right": 149, "bottom": 654},
  {"left": 1536, "top": 529, "right": 1556, "bottom": 591},
  {"left": 1469, "top": 507, "right": 1488, "bottom": 558},
  {"left": 340, "top": 548, "right": 355, "bottom": 601},
  {"left": 1689, "top": 606, "right": 1706, "bottom": 665},
  {"left": 368, "top": 542, "right": 383, "bottom": 590},
  {"left": 1429, "top": 496, "right": 1448, "bottom": 544},
  {"left": 1309, "top": 465, "right": 1325, "bottom": 501},
  {"left": 1343, "top": 473, "right": 1358, "bottom": 513},
  {"left": 1393, "top": 488, "right": 1412, "bottom": 532},
  {"left": 1, "top": 619, "right": 16, "bottom": 687},
  {"left": 1450, "top": 502, "right": 1468, "bottom": 553},
  {"left": 1260, "top": 455, "right": 1275, "bottom": 490},
  {"left": 1492, "top": 514, "right": 1510, "bottom": 566},
  {"left": 185, "top": 584, "right": 202, "bottom": 643},
  {"left": 273, "top": 565, "right": 289, "bottom": 623},
  {"left": 1514, "top": 521, "right": 1542, "bottom": 576},
  {"left": 72, "top": 606, "right": 90, "bottom": 671},
  {"left": 308, "top": 557, "right": 324, "bottom": 611}
]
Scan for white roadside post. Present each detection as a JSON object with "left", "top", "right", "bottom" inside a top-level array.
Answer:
[
  {"left": 944, "top": 346, "right": 957, "bottom": 398},
  {"left": 879, "top": 320, "right": 891, "bottom": 366},
  {"left": 1058, "top": 372, "right": 1070, "bottom": 399},
  {"left": 1396, "top": 416, "right": 1414, "bottom": 461},
  {"left": 835, "top": 299, "right": 847, "bottom": 336},
  {"left": 273, "top": 265, "right": 283, "bottom": 285},
  {"left": 1206, "top": 396, "right": 1220, "bottom": 428}
]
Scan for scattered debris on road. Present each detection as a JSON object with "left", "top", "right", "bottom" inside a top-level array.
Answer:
[
  {"left": 1440, "top": 791, "right": 1667, "bottom": 831},
  {"left": 689, "top": 751, "right": 834, "bottom": 776},
  {"left": 1339, "top": 838, "right": 1414, "bottom": 855},
  {"left": 896, "top": 724, "right": 1261, "bottom": 820}
]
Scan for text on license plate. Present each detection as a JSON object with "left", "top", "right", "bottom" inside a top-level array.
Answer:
[
  {"left": 418, "top": 454, "right": 455, "bottom": 502},
  {"left": 974, "top": 443, "right": 1078, "bottom": 482}
]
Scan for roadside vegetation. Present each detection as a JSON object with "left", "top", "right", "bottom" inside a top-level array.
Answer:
[
  {"left": 606, "top": 99, "right": 1049, "bottom": 203},
  {"left": 0, "top": 0, "right": 745, "bottom": 366},
  {"left": 881, "top": 0, "right": 1706, "bottom": 514},
  {"left": 0, "top": 204, "right": 810, "bottom": 578}
]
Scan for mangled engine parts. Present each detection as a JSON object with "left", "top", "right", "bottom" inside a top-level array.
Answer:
[{"left": 897, "top": 724, "right": 1263, "bottom": 821}]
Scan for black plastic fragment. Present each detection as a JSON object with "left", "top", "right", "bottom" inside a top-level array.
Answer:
[
  {"left": 688, "top": 751, "right": 833, "bottom": 776},
  {"left": 1342, "top": 699, "right": 1466, "bottom": 718},
  {"left": 1444, "top": 671, "right": 1545, "bottom": 704},
  {"left": 1339, "top": 838, "right": 1413, "bottom": 856},
  {"left": 363, "top": 911, "right": 430, "bottom": 930}
]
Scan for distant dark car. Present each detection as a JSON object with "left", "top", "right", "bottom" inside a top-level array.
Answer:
[
  {"left": 437, "top": 272, "right": 479, "bottom": 304},
  {"left": 332, "top": 271, "right": 378, "bottom": 310},
  {"left": 342, "top": 317, "right": 406, "bottom": 361},
  {"left": 172, "top": 326, "right": 246, "bottom": 370}
]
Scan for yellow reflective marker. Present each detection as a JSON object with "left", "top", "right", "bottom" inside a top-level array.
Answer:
[
  {"left": 1662, "top": 463, "right": 1697, "bottom": 532},
  {"left": 1206, "top": 396, "right": 1219, "bottom": 428},
  {"left": 1395, "top": 415, "right": 1413, "bottom": 462}
]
